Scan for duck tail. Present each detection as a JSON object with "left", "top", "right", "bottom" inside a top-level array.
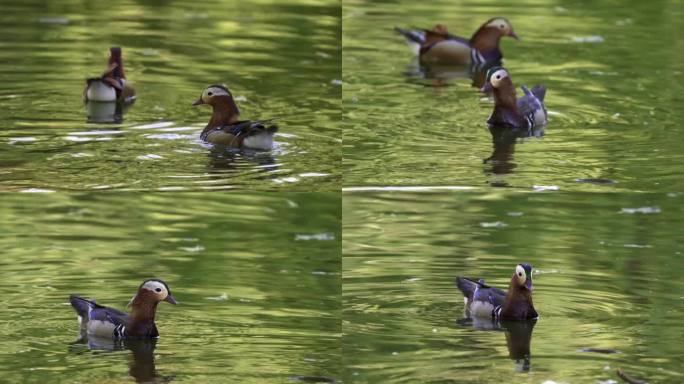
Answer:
[
  {"left": 394, "top": 27, "right": 425, "bottom": 45},
  {"left": 530, "top": 84, "right": 546, "bottom": 102},
  {"left": 265, "top": 123, "right": 278, "bottom": 134},
  {"left": 455, "top": 277, "right": 478, "bottom": 300},
  {"left": 69, "top": 295, "right": 94, "bottom": 319}
]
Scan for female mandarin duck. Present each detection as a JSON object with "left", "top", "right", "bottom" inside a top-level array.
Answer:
[
  {"left": 395, "top": 17, "right": 518, "bottom": 69},
  {"left": 84, "top": 47, "right": 136, "bottom": 103},
  {"left": 69, "top": 279, "right": 177, "bottom": 339},
  {"left": 482, "top": 66, "right": 547, "bottom": 130},
  {"left": 193, "top": 84, "right": 278, "bottom": 150},
  {"left": 456, "top": 264, "right": 538, "bottom": 320}
]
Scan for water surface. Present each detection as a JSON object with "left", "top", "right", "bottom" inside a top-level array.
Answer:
[
  {"left": 343, "top": 0, "right": 684, "bottom": 191},
  {"left": 343, "top": 191, "right": 684, "bottom": 383},
  {"left": 0, "top": 193, "right": 341, "bottom": 383},
  {"left": 0, "top": 0, "right": 341, "bottom": 191}
]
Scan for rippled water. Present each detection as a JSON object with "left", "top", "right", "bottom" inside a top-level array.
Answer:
[
  {"left": 343, "top": 0, "right": 684, "bottom": 191},
  {"left": 0, "top": 0, "right": 340, "bottom": 191},
  {"left": 343, "top": 191, "right": 684, "bottom": 383},
  {"left": 0, "top": 193, "right": 341, "bottom": 383}
]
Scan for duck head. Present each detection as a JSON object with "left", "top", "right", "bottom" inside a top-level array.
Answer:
[
  {"left": 108, "top": 47, "right": 125, "bottom": 79},
  {"left": 513, "top": 263, "right": 533, "bottom": 291},
  {"left": 128, "top": 279, "right": 177, "bottom": 308},
  {"left": 471, "top": 17, "right": 518, "bottom": 54},
  {"left": 482, "top": 66, "right": 516, "bottom": 104},
  {"left": 193, "top": 84, "right": 241, "bottom": 126}
]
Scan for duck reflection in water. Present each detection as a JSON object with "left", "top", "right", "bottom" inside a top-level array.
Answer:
[
  {"left": 457, "top": 317, "right": 537, "bottom": 372},
  {"left": 484, "top": 125, "right": 544, "bottom": 176},
  {"left": 206, "top": 145, "right": 279, "bottom": 173},
  {"left": 70, "top": 335, "right": 174, "bottom": 383}
]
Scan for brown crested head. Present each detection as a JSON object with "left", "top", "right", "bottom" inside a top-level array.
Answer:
[
  {"left": 511, "top": 263, "right": 534, "bottom": 292},
  {"left": 471, "top": 17, "right": 518, "bottom": 52},
  {"left": 130, "top": 279, "right": 177, "bottom": 306},
  {"left": 192, "top": 85, "right": 240, "bottom": 111},
  {"left": 108, "top": 47, "right": 125, "bottom": 79}
]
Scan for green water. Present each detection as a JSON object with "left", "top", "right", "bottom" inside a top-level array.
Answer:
[
  {"left": 343, "top": 0, "right": 684, "bottom": 191},
  {"left": 2, "top": 0, "right": 684, "bottom": 383},
  {"left": 343, "top": 191, "right": 684, "bottom": 383},
  {"left": 0, "top": 0, "right": 340, "bottom": 191},
  {"left": 0, "top": 193, "right": 341, "bottom": 383}
]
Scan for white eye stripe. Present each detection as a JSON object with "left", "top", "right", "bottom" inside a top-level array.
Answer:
[
  {"left": 515, "top": 265, "right": 526, "bottom": 284},
  {"left": 487, "top": 19, "right": 509, "bottom": 30},
  {"left": 142, "top": 281, "right": 167, "bottom": 294},
  {"left": 205, "top": 87, "right": 230, "bottom": 97},
  {"left": 489, "top": 69, "right": 509, "bottom": 87}
]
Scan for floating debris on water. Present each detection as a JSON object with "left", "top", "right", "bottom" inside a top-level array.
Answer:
[
  {"left": 206, "top": 293, "right": 228, "bottom": 301},
  {"left": 620, "top": 207, "right": 661, "bottom": 214},
  {"left": 480, "top": 221, "right": 507, "bottom": 228},
  {"left": 507, "top": 211, "right": 524, "bottom": 217},
  {"left": 575, "top": 178, "right": 617, "bottom": 185},
  {"left": 579, "top": 347, "right": 620, "bottom": 354},
  {"left": 295, "top": 233, "right": 335, "bottom": 241},
  {"left": 533, "top": 185, "right": 559, "bottom": 192},
  {"left": 571, "top": 35, "right": 605, "bottom": 43}
]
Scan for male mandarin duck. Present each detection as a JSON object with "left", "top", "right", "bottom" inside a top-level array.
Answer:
[
  {"left": 456, "top": 264, "right": 538, "bottom": 320},
  {"left": 394, "top": 17, "right": 518, "bottom": 69},
  {"left": 69, "top": 279, "right": 177, "bottom": 339},
  {"left": 482, "top": 66, "right": 547, "bottom": 130},
  {"left": 193, "top": 84, "right": 278, "bottom": 150},
  {"left": 84, "top": 47, "right": 136, "bottom": 103}
]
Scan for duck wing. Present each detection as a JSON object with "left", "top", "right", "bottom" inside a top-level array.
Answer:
[
  {"left": 70, "top": 295, "right": 129, "bottom": 325},
  {"left": 517, "top": 85, "right": 547, "bottom": 129},
  {"left": 394, "top": 27, "right": 426, "bottom": 45}
]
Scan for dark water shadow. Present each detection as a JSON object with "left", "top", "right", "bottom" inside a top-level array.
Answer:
[
  {"left": 484, "top": 126, "right": 545, "bottom": 179},
  {"left": 401, "top": 58, "right": 495, "bottom": 89},
  {"left": 70, "top": 335, "right": 174, "bottom": 383},
  {"left": 456, "top": 317, "right": 536, "bottom": 372},
  {"left": 206, "top": 146, "right": 278, "bottom": 173}
]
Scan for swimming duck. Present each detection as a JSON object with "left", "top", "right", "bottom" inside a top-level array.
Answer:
[
  {"left": 394, "top": 17, "right": 518, "bottom": 69},
  {"left": 84, "top": 47, "right": 136, "bottom": 103},
  {"left": 456, "top": 264, "right": 538, "bottom": 320},
  {"left": 193, "top": 84, "right": 278, "bottom": 150},
  {"left": 69, "top": 279, "right": 177, "bottom": 339},
  {"left": 482, "top": 66, "right": 547, "bottom": 130}
]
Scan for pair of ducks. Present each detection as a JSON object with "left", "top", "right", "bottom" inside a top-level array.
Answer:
[
  {"left": 84, "top": 47, "right": 277, "bottom": 150},
  {"left": 396, "top": 18, "right": 548, "bottom": 132},
  {"left": 69, "top": 264, "right": 536, "bottom": 342}
]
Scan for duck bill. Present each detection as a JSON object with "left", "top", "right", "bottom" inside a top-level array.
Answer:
[
  {"left": 192, "top": 98, "right": 205, "bottom": 106},
  {"left": 481, "top": 81, "right": 493, "bottom": 93},
  {"left": 508, "top": 30, "right": 520, "bottom": 40},
  {"left": 525, "top": 279, "right": 533, "bottom": 291},
  {"left": 164, "top": 294, "right": 178, "bottom": 305}
]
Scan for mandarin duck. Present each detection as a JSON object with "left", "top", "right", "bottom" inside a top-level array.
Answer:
[
  {"left": 193, "top": 84, "right": 278, "bottom": 150},
  {"left": 395, "top": 17, "right": 518, "bottom": 70},
  {"left": 482, "top": 67, "right": 547, "bottom": 130},
  {"left": 70, "top": 279, "right": 177, "bottom": 339},
  {"left": 456, "top": 264, "right": 538, "bottom": 320},
  {"left": 84, "top": 47, "right": 136, "bottom": 104}
]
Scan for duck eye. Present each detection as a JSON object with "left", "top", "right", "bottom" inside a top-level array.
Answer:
[
  {"left": 500, "top": 24, "right": 505, "bottom": 29},
  {"left": 495, "top": 75, "right": 501, "bottom": 80},
  {"left": 518, "top": 272, "right": 522, "bottom": 276},
  {"left": 207, "top": 91, "right": 213, "bottom": 96},
  {"left": 155, "top": 288, "right": 162, "bottom": 292}
]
